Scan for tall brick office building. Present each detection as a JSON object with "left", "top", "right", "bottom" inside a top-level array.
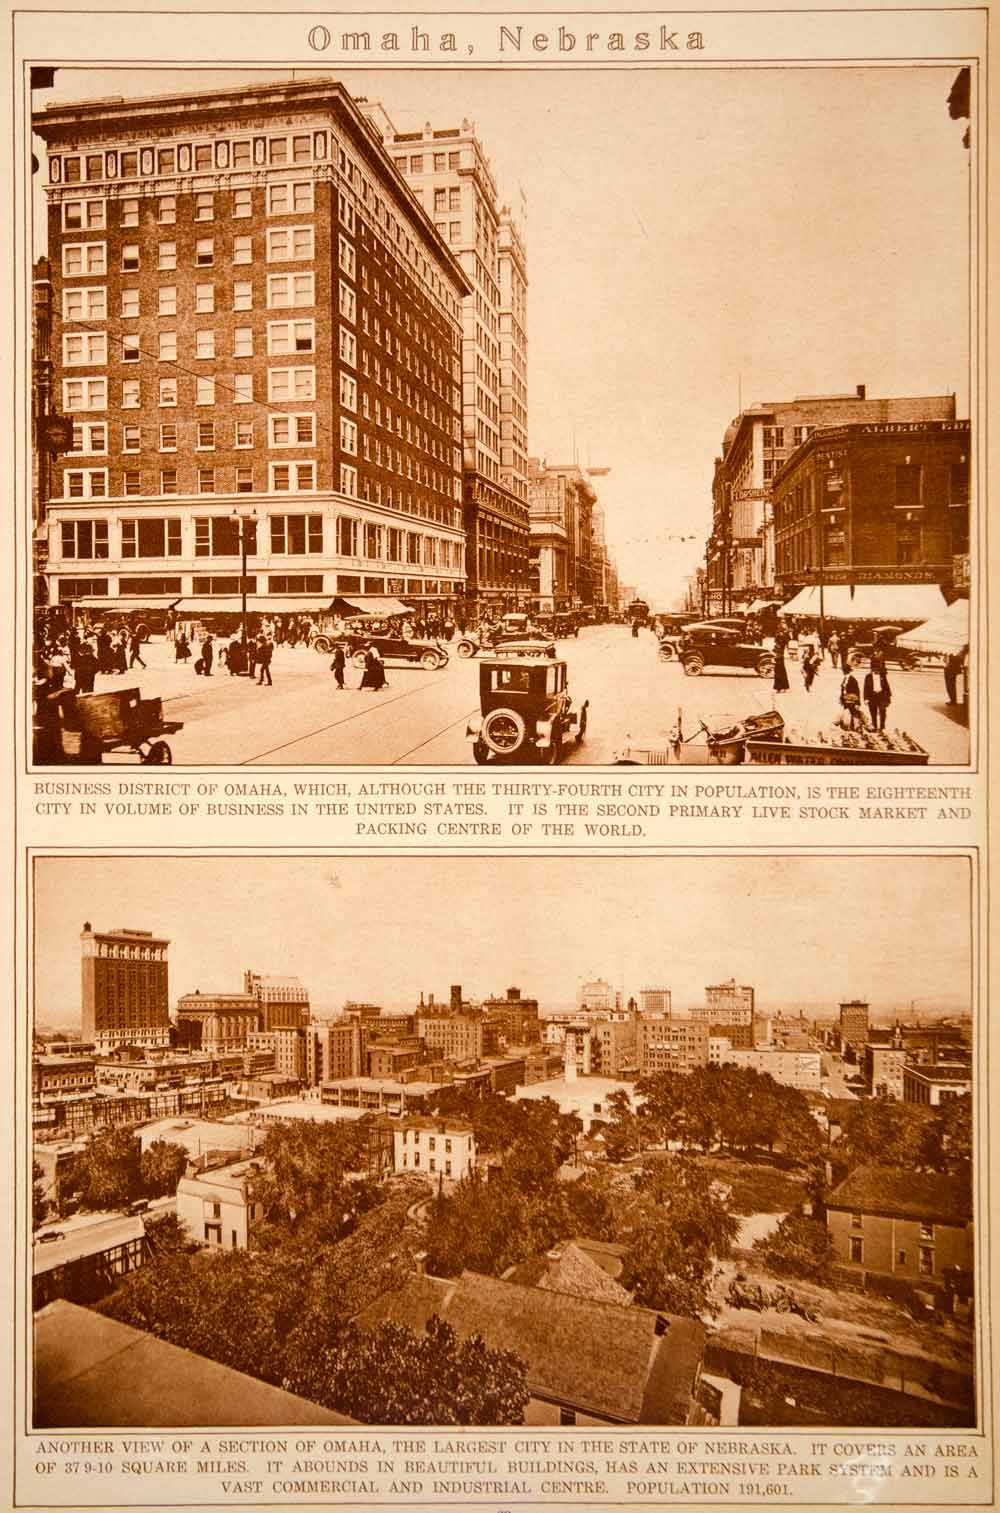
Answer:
[
  {"left": 80, "top": 922, "right": 170, "bottom": 1054},
  {"left": 33, "top": 77, "right": 471, "bottom": 622}
]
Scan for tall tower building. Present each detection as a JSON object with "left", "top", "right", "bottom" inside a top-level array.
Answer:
[
  {"left": 80, "top": 922, "right": 170, "bottom": 1053},
  {"left": 639, "top": 987, "right": 672, "bottom": 1018},
  {"left": 838, "top": 998, "right": 871, "bottom": 1057},
  {"left": 243, "top": 970, "right": 309, "bottom": 1031},
  {"left": 34, "top": 77, "right": 470, "bottom": 625},
  {"left": 383, "top": 118, "right": 530, "bottom": 615}
]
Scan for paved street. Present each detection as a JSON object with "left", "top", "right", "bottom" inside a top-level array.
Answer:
[{"left": 90, "top": 624, "right": 971, "bottom": 766}]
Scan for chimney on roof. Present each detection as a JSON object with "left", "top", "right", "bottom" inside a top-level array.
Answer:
[
  {"left": 545, "top": 1245, "right": 563, "bottom": 1278},
  {"left": 856, "top": 384, "right": 866, "bottom": 400}
]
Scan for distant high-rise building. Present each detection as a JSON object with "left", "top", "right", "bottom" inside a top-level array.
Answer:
[
  {"left": 639, "top": 987, "right": 672, "bottom": 1017},
  {"left": 839, "top": 998, "right": 870, "bottom": 1056},
  {"left": 244, "top": 970, "right": 309, "bottom": 1031},
  {"left": 694, "top": 978, "right": 756, "bottom": 1050},
  {"left": 579, "top": 977, "right": 617, "bottom": 1015},
  {"left": 80, "top": 922, "right": 170, "bottom": 1054}
]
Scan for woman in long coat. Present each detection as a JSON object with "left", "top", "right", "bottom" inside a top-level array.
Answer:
[
  {"left": 361, "top": 646, "right": 388, "bottom": 691},
  {"left": 772, "top": 641, "right": 790, "bottom": 696}
]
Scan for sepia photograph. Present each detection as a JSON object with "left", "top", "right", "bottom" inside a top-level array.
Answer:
[
  {"left": 30, "top": 853, "right": 977, "bottom": 1437},
  {"left": 27, "top": 61, "right": 975, "bottom": 768}
]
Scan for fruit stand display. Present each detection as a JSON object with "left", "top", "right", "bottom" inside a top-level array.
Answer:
[{"left": 747, "top": 724, "right": 929, "bottom": 766}]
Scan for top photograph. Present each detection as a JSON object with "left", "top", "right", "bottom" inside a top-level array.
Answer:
[{"left": 28, "top": 64, "right": 976, "bottom": 768}]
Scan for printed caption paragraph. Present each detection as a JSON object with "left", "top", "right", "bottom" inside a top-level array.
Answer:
[{"left": 26, "top": 1431, "right": 989, "bottom": 1506}]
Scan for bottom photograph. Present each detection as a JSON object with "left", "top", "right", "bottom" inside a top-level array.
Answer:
[{"left": 29, "top": 854, "right": 976, "bottom": 1432}]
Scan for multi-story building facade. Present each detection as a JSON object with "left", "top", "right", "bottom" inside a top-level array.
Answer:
[
  {"left": 393, "top": 1116, "right": 476, "bottom": 1182},
  {"left": 416, "top": 1013, "right": 490, "bottom": 1063},
  {"left": 717, "top": 1046, "right": 822, "bottom": 1092},
  {"left": 838, "top": 998, "right": 870, "bottom": 1057},
  {"left": 637, "top": 1017, "right": 709, "bottom": 1075},
  {"left": 480, "top": 985, "right": 540, "bottom": 1045},
  {"left": 243, "top": 970, "right": 309, "bottom": 1031},
  {"left": 384, "top": 117, "right": 529, "bottom": 615},
  {"left": 528, "top": 461, "right": 597, "bottom": 611},
  {"left": 773, "top": 419, "right": 970, "bottom": 605},
  {"left": 31, "top": 1053, "right": 96, "bottom": 1105},
  {"left": 80, "top": 922, "right": 170, "bottom": 1053},
  {"left": 639, "top": 987, "right": 672, "bottom": 1017},
  {"left": 34, "top": 77, "right": 470, "bottom": 625},
  {"left": 579, "top": 977, "right": 617, "bottom": 1015},
  {"left": 902, "top": 1064, "right": 972, "bottom": 1106},
  {"left": 704, "top": 386, "right": 959, "bottom": 611},
  {"left": 304, "top": 1019, "right": 362, "bottom": 1087},
  {"left": 174, "top": 989, "right": 260, "bottom": 1052},
  {"left": 692, "top": 979, "right": 755, "bottom": 1050}
]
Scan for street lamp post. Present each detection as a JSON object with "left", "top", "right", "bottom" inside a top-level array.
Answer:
[{"left": 230, "top": 507, "right": 257, "bottom": 649}]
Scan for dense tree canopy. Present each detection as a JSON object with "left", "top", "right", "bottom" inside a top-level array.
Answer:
[
  {"left": 139, "top": 1140, "right": 189, "bottom": 1198},
  {"left": 752, "top": 1211, "right": 835, "bottom": 1282},
  {"left": 68, "top": 1127, "right": 144, "bottom": 1210}
]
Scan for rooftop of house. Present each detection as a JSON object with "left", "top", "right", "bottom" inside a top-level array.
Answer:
[
  {"left": 505, "top": 1242, "right": 633, "bottom": 1307},
  {"left": 827, "top": 1164, "right": 973, "bottom": 1226},
  {"left": 353, "top": 1269, "right": 704, "bottom": 1425},
  {"left": 34, "top": 1300, "right": 356, "bottom": 1427}
]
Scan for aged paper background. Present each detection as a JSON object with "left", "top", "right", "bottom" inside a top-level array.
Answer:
[{"left": 3, "top": 1, "right": 995, "bottom": 1510}]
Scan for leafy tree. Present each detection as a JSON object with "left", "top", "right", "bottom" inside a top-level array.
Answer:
[
  {"left": 287, "top": 1316, "right": 529, "bottom": 1426},
  {"left": 424, "top": 1169, "right": 566, "bottom": 1278},
  {"left": 921, "top": 1096, "right": 972, "bottom": 1176},
  {"left": 139, "top": 1139, "right": 188, "bottom": 1198},
  {"left": 143, "top": 1210, "right": 196, "bottom": 1257},
  {"left": 247, "top": 1119, "right": 370, "bottom": 1239},
  {"left": 69, "top": 1127, "right": 143, "bottom": 1210},
  {"left": 32, "top": 1161, "right": 48, "bottom": 1230},
  {"left": 836, "top": 1100, "right": 931, "bottom": 1175},
  {"left": 752, "top": 1211, "right": 834, "bottom": 1282},
  {"left": 617, "top": 1157, "right": 738, "bottom": 1316}
]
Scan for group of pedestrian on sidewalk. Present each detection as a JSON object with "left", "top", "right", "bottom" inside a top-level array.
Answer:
[
  {"left": 769, "top": 623, "right": 893, "bottom": 733},
  {"left": 330, "top": 644, "right": 388, "bottom": 691}
]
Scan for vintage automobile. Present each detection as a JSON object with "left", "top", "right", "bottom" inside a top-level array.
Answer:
[
  {"left": 676, "top": 623, "right": 775, "bottom": 678},
  {"left": 455, "top": 612, "right": 547, "bottom": 659},
  {"left": 466, "top": 652, "right": 587, "bottom": 763},
  {"left": 332, "top": 633, "right": 449, "bottom": 671},
  {"left": 848, "top": 625, "right": 918, "bottom": 671},
  {"left": 551, "top": 613, "right": 580, "bottom": 638}
]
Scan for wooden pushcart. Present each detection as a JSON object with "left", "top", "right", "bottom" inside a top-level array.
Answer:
[{"left": 66, "top": 688, "right": 183, "bottom": 763}]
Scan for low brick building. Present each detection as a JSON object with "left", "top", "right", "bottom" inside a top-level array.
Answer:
[{"left": 825, "top": 1164, "right": 972, "bottom": 1290}]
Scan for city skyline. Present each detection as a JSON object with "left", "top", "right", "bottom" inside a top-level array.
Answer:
[
  {"left": 30, "top": 63, "right": 971, "bottom": 605},
  {"left": 34, "top": 855, "right": 972, "bottom": 1025}
]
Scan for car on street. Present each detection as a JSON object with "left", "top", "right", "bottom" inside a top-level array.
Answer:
[
  {"left": 455, "top": 612, "right": 550, "bottom": 659},
  {"left": 675, "top": 623, "right": 775, "bottom": 678},
  {"left": 848, "top": 625, "right": 919, "bottom": 670},
  {"left": 334, "top": 633, "right": 449, "bottom": 671},
  {"left": 466, "top": 652, "right": 587, "bottom": 763}
]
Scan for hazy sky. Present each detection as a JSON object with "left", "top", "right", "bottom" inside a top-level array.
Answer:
[
  {"left": 31, "top": 64, "right": 971, "bottom": 603},
  {"left": 34, "top": 854, "right": 971, "bottom": 1023}
]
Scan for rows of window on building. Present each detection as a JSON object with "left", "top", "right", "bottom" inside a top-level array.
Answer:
[
  {"left": 31, "top": 76, "right": 621, "bottom": 642},
  {"left": 684, "top": 382, "right": 970, "bottom": 626},
  {"left": 35, "top": 927, "right": 970, "bottom": 1250}
]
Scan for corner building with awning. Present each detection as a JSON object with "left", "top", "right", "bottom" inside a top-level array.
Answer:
[{"left": 33, "top": 76, "right": 472, "bottom": 625}]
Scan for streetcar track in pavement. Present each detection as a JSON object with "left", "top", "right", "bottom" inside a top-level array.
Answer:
[
  {"left": 390, "top": 708, "right": 480, "bottom": 764},
  {"left": 238, "top": 675, "right": 454, "bottom": 764}
]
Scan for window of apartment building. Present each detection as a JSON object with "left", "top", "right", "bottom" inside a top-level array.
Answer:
[
  {"left": 232, "top": 374, "right": 253, "bottom": 404},
  {"left": 158, "top": 378, "right": 177, "bottom": 407},
  {"left": 159, "top": 423, "right": 177, "bottom": 450},
  {"left": 62, "top": 243, "right": 106, "bottom": 277},
  {"left": 196, "top": 377, "right": 215, "bottom": 406},
  {"left": 123, "top": 471, "right": 141, "bottom": 496},
  {"left": 364, "top": 523, "right": 381, "bottom": 559},
  {"left": 232, "top": 140, "right": 251, "bottom": 168},
  {"left": 117, "top": 243, "right": 139, "bottom": 272},
  {"left": 158, "top": 285, "right": 177, "bottom": 317},
  {"left": 339, "top": 416, "right": 357, "bottom": 455},
  {"left": 233, "top": 327, "right": 253, "bottom": 358},
  {"left": 121, "top": 379, "right": 139, "bottom": 409},
  {"left": 122, "top": 517, "right": 182, "bottom": 556},
  {"left": 121, "top": 334, "right": 140, "bottom": 363},
  {"left": 336, "top": 516, "right": 360, "bottom": 555},
  {"left": 267, "top": 271, "right": 314, "bottom": 308},
  {"left": 235, "top": 420, "right": 253, "bottom": 448},
  {"left": 225, "top": 233, "right": 251, "bottom": 267},
  {"left": 338, "top": 239, "right": 356, "bottom": 279},
  {"left": 919, "top": 1246, "right": 935, "bottom": 1276},
  {"left": 195, "top": 238, "right": 214, "bottom": 266},
  {"left": 270, "top": 513, "right": 322, "bottom": 553},
  {"left": 434, "top": 188, "right": 446, "bottom": 213},
  {"left": 157, "top": 147, "right": 176, "bottom": 175},
  {"left": 195, "top": 329, "right": 215, "bottom": 360},
  {"left": 338, "top": 282, "right": 356, "bottom": 322},
  {"left": 267, "top": 366, "right": 314, "bottom": 402},
  {"left": 268, "top": 136, "right": 289, "bottom": 165},
  {"left": 63, "top": 377, "right": 107, "bottom": 410},
  {"left": 118, "top": 197, "right": 140, "bottom": 228},
  {"left": 895, "top": 464, "right": 922, "bottom": 511},
  {"left": 63, "top": 332, "right": 106, "bottom": 366},
  {"left": 121, "top": 424, "right": 141, "bottom": 453},
  {"left": 236, "top": 466, "right": 254, "bottom": 493},
  {"left": 339, "top": 373, "right": 357, "bottom": 411},
  {"left": 270, "top": 461, "right": 315, "bottom": 493},
  {"left": 194, "top": 282, "right": 215, "bottom": 314},
  {"left": 158, "top": 241, "right": 176, "bottom": 270},
  {"left": 195, "top": 516, "right": 251, "bottom": 556},
  {"left": 197, "top": 420, "right": 215, "bottom": 449},
  {"left": 194, "top": 142, "right": 213, "bottom": 170},
  {"left": 448, "top": 186, "right": 460, "bottom": 212},
  {"left": 267, "top": 180, "right": 314, "bottom": 215},
  {"left": 64, "top": 468, "right": 108, "bottom": 499},
  {"left": 339, "top": 196, "right": 356, "bottom": 233},
  {"left": 62, "top": 198, "right": 105, "bottom": 231},
  {"left": 267, "top": 319, "right": 314, "bottom": 355},
  {"left": 267, "top": 226, "right": 313, "bottom": 261},
  {"left": 60, "top": 519, "right": 108, "bottom": 558},
  {"left": 69, "top": 418, "right": 106, "bottom": 453},
  {"left": 231, "top": 186, "right": 254, "bottom": 218},
  {"left": 158, "top": 331, "right": 177, "bottom": 362},
  {"left": 269, "top": 413, "right": 315, "bottom": 447},
  {"left": 198, "top": 468, "right": 216, "bottom": 494},
  {"left": 339, "top": 327, "right": 356, "bottom": 367},
  {"left": 120, "top": 287, "right": 139, "bottom": 319},
  {"left": 448, "top": 221, "right": 460, "bottom": 243},
  {"left": 919, "top": 1222, "right": 934, "bottom": 1242},
  {"left": 386, "top": 527, "right": 402, "bottom": 562},
  {"left": 157, "top": 195, "right": 176, "bottom": 223},
  {"left": 62, "top": 157, "right": 82, "bottom": 182},
  {"left": 849, "top": 1235, "right": 864, "bottom": 1264},
  {"left": 233, "top": 280, "right": 253, "bottom": 311},
  {"left": 269, "top": 573, "right": 322, "bottom": 593},
  {"left": 194, "top": 191, "right": 214, "bottom": 221}
]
